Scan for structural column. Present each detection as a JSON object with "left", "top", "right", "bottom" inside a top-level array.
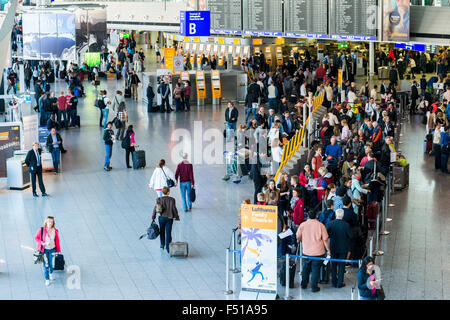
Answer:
[{"left": 369, "top": 41, "right": 375, "bottom": 81}]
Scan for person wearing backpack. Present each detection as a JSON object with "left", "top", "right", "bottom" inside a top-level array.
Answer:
[
  {"left": 122, "top": 125, "right": 137, "bottom": 168},
  {"left": 152, "top": 186, "right": 180, "bottom": 253},
  {"left": 115, "top": 101, "right": 128, "bottom": 140},
  {"left": 34, "top": 216, "right": 61, "bottom": 286}
]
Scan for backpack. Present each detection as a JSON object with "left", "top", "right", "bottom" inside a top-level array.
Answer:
[
  {"left": 95, "top": 97, "right": 105, "bottom": 109},
  {"left": 121, "top": 133, "right": 131, "bottom": 149}
]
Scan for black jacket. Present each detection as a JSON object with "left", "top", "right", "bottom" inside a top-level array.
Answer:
[
  {"left": 326, "top": 219, "right": 353, "bottom": 254},
  {"left": 380, "top": 143, "right": 391, "bottom": 170},
  {"left": 255, "top": 113, "right": 268, "bottom": 127},
  {"left": 147, "top": 86, "right": 155, "bottom": 100},
  {"left": 46, "top": 119, "right": 60, "bottom": 131},
  {"left": 225, "top": 107, "right": 238, "bottom": 123},
  {"left": 46, "top": 133, "right": 63, "bottom": 153},
  {"left": 281, "top": 117, "right": 297, "bottom": 134},
  {"left": 25, "top": 148, "right": 43, "bottom": 173},
  {"left": 247, "top": 83, "right": 261, "bottom": 103},
  {"left": 411, "top": 85, "right": 419, "bottom": 99}
]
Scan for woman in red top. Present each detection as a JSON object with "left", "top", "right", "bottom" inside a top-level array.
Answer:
[
  {"left": 57, "top": 91, "right": 68, "bottom": 129},
  {"left": 34, "top": 216, "right": 61, "bottom": 286},
  {"left": 299, "top": 164, "right": 318, "bottom": 186}
]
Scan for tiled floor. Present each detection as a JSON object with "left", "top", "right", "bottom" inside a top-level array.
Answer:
[{"left": 0, "top": 68, "right": 448, "bottom": 300}]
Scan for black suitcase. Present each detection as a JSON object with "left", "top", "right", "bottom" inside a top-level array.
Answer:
[
  {"left": 280, "top": 258, "right": 296, "bottom": 288},
  {"left": 124, "top": 87, "right": 131, "bottom": 98},
  {"left": 319, "top": 262, "right": 330, "bottom": 284},
  {"left": 132, "top": 150, "right": 146, "bottom": 169},
  {"left": 53, "top": 253, "right": 65, "bottom": 271}
]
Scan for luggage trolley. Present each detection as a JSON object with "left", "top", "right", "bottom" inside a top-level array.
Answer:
[{"left": 223, "top": 151, "right": 242, "bottom": 184}]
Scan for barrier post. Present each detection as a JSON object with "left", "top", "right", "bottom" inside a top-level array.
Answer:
[
  {"left": 380, "top": 189, "right": 390, "bottom": 236},
  {"left": 283, "top": 254, "right": 292, "bottom": 300},
  {"left": 357, "top": 260, "right": 362, "bottom": 300},
  {"left": 231, "top": 230, "right": 240, "bottom": 273},
  {"left": 369, "top": 236, "right": 374, "bottom": 257},
  {"left": 298, "top": 243, "right": 303, "bottom": 276},
  {"left": 375, "top": 213, "right": 384, "bottom": 256},
  {"left": 224, "top": 249, "right": 233, "bottom": 295}
]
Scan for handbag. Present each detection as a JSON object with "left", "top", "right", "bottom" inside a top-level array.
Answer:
[
  {"left": 139, "top": 220, "right": 160, "bottom": 240},
  {"left": 161, "top": 167, "right": 175, "bottom": 188},
  {"left": 33, "top": 227, "right": 44, "bottom": 264},
  {"left": 376, "top": 285, "right": 386, "bottom": 300},
  {"left": 371, "top": 162, "right": 386, "bottom": 185},
  {"left": 190, "top": 186, "right": 196, "bottom": 203},
  {"left": 113, "top": 116, "right": 122, "bottom": 129}
]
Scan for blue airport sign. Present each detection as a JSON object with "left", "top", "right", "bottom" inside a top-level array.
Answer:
[
  {"left": 180, "top": 11, "right": 211, "bottom": 37},
  {"left": 395, "top": 43, "right": 425, "bottom": 52},
  {"left": 330, "top": 35, "right": 377, "bottom": 41},
  {"left": 285, "top": 32, "right": 328, "bottom": 39}
]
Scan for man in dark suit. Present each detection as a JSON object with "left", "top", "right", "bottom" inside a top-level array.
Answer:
[
  {"left": 225, "top": 102, "right": 239, "bottom": 141},
  {"left": 25, "top": 142, "right": 48, "bottom": 197},
  {"left": 281, "top": 111, "right": 297, "bottom": 139},
  {"left": 327, "top": 208, "right": 352, "bottom": 288}
]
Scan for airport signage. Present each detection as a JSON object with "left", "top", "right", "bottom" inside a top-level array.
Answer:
[
  {"left": 180, "top": 11, "right": 211, "bottom": 37},
  {"left": 284, "top": 32, "right": 328, "bottom": 39},
  {"left": 330, "top": 34, "right": 377, "bottom": 41},
  {"left": 394, "top": 43, "right": 425, "bottom": 52}
]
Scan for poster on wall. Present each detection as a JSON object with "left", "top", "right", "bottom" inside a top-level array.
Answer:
[
  {"left": 0, "top": 123, "right": 22, "bottom": 178},
  {"left": 22, "top": 115, "right": 38, "bottom": 152},
  {"left": 239, "top": 204, "right": 278, "bottom": 300},
  {"left": 22, "top": 13, "right": 76, "bottom": 60},
  {"left": 75, "top": 7, "right": 107, "bottom": 58},
  {"left": 383, "top": 0, "right": 410, "bottom": 42}
]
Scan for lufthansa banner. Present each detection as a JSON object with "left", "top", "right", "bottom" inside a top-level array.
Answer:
[
  {"left": 239, "top": 204, "right": 277, "bottom": 299},
  {"left": 383, "top": 0, "right": 410, "bottom": 42}
]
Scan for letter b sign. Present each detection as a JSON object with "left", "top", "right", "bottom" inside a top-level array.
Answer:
[{"left": 189, "top": 23, "right": 196, "bottom": 35}]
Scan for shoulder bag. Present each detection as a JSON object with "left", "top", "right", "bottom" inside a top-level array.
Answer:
[
  {"left": 33, "top": 227, "right": 44, "bottom": 264},
  {"left": 161, "top": 167, "right": 175, "bottom": 188}
]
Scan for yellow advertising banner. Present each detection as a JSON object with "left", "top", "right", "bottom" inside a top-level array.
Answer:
[{"left": 164, "top": 48, "right": 175, "bottom": 71}]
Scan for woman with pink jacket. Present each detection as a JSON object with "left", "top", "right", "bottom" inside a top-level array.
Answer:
[{"left": 34, "top": 216, "right": 61, "bottom": 286}]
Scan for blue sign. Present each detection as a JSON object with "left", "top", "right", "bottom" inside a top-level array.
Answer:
[
  {"left": 330, "top": 35, "right": 376, "bottom": 41},
  {"left": 211, "top": 29, "right": 242, "bottom": 36},
  {"left": 180, "top": 11, "right": 210, "bottom": 37},
  {"left": 394, "top": 43, "right": 425, "bottom": 52},
  {"left": 285, "top": 32, "right": 328, "bottom": 39},
  {"left": 243, "top": 31, "right": 283, "bottom": 37}
]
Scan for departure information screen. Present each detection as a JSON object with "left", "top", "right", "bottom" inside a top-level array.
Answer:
[
  {"left": 207, "top": 0, "right": 242, "bottom": 35},
  {"left": 284, "top": 0, "right": 328, "bottom": 39},
  {"left": 243, "top": 0, "right": 283, "bottom": 36},
  {"left": 330, "top": 0, "right": 377, "bottom": 41}
]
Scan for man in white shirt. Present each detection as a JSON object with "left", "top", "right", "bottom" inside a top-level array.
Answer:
[{"left": 365, "top": 98, "right": 377, "bottom": 121}]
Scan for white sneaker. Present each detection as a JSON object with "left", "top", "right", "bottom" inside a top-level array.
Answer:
[
  {"left": 45, "top": 280, "right": 50, "bottom": 286},
  {"left": 49, "top": 273, "right": 54, "bottom": 281}
]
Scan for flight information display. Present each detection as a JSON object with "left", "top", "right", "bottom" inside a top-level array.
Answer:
[
  {"left": 207, "top": 0, "right": 242, "bottom": 35},
  {"left": 330, "top": 0, "right": 377, "bottom": 41},
  {"left": 243, "top": 0, "right": 283, "bottom": 37},
  {"left": 284, "top": 0, "right": 328, "bottom": 39}
]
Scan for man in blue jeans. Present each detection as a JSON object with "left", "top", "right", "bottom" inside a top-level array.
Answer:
[
  {"left": 296, "top": 210, "right": 331, "bottom": 292},
  {"left": 175, "top": 153, "right": 195, "bottom": 212},
  {"left": 46, "top": 128, "right": 62, "bottom": 174},
  {"left": 225, "top": 102, "right": 238, "bottom": 142}
]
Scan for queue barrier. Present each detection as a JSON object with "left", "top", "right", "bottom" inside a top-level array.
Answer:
[{"left": 274, "top": 90, "right": 325, "bottom": 183}]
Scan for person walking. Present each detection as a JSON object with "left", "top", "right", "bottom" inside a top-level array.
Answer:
[
  {"left": 184, "top": 80, "right": 191, "bottom": 111},
  {"left": 129, "top": 69, "right": 140, "bottom": 100},
  {"left": 146, "top": 82, "right": 155, "bottom": 113},
  {"left": 46, "top": 128, "right": 62, "bottom": 174},
  {"left": 34, "top": 216, "right": 61, "bottom": 286},
  {"left": 25, "top": 142, "right": 48, "bottom": 197},
  {"left": 149, "top": 159, "right": 176, "bottom": 197},
  {"left": 225, "top": 101, "right": 239, "bottom": 142},
  {"left": 123, "top": 125, "right": 137, "bottom": 168},
  {"left": 296, "top": 210, "right": 331, "bottom": 292},
  {"left": 115, "top": 101, "right": 128, "bottom": 140},
  {"left": 326, "top": 209, "right": 353, "bottom": 288},
  {"left": 103, "top": 122, "right": 115, "bottom": 171},
  {"left": 175, "top": 153, "right": 195, "bottom": 212},
  {"left": 152, "top": 186, "right": 180, "bottom": 253},
  {"left": 24, "top": 62, "right": 32, "bottom": 91},
  {"left": 67, "top": 90, "right": 78, "bottom": 127},
  {"left": 57, "top": 91, "right": 68, "bottom": 129}
]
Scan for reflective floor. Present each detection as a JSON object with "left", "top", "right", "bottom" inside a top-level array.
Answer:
[{"left": 0, "top": 72, "right": 448, "bottom": 300}]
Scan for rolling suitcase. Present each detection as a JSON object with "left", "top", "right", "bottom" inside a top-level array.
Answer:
[
  {"left": 319, "top": 262, "right": 330, "bottom": 284},
  {"left": 393, "top": 164, "right": 409, "bottom": 190},
  {"left": 366, "top": 201, "right": 379, "bottom": 230},
  {"left": 280, "top": 258, "right": 296, "bottom": 288},
  {"left": 124, "top": 87, "right": 131, "bottom": 98},
  {"left": 169, "top": 242, "right": 189, "bottom": 258},
  {"left": 132, "top": 149, "right": 146, "bottom": 169},
  {"left": 53, "top": 253, "right": 65, "bottom": 271}
]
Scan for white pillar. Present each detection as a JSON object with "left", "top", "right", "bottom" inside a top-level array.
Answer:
[
  {"left": 369, "top": 42, "right": 375, "bottom": 81},
  {"left": 19, "top": 63, "right": 25, "bottom": 93}
]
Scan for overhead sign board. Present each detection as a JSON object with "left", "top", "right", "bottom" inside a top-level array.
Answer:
[{"left": 180, "top": 11, "right": 211, "bottom": 37}]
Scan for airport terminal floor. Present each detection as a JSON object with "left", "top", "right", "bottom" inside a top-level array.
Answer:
[{"left": 0, "top": 73, "right": 449, "bottom": 300}]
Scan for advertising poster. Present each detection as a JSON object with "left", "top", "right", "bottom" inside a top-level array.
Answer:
[
  {"left": 22, "top": 115, "right": 39, "bottom": 152},
  {"left": 0, "top": 123, "right": 22, "bottom": 178},
  {"left": 85, "top": 52, "right": 101, "bottom": 67},
  {"left": 164, "top": 48, "right": 176, "bottom": 71},
  {"left": 383, "top": 0, "right": 410, "bottom": 42},
  {"left": 22, "top": 13, "right": 76, "bottom": 60},
  {"left": 75, "top": 7, "right": 107, "bottom": 57},
  {"left": 239, "top": 204, "right": 278, "bottom": 299}
]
